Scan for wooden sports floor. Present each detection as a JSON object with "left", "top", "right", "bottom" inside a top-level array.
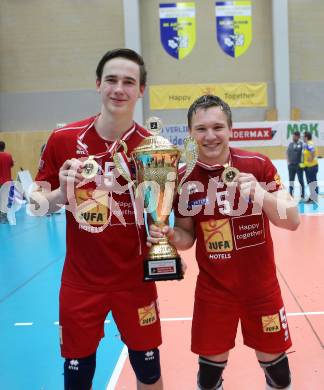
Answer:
[{"left": 1, "top": 160, "right": 323, "bottom": 389}]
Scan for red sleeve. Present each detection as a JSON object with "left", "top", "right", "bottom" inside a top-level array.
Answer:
[
  {"left": 260, "top": 155, "right": 283, "bottom": 193},
  {"left": 35, "top": 132, "right": 60, "bottom": 190}
]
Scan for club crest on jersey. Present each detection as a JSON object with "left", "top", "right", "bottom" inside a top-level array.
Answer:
[
  {"left": 273, "top": 173, "right": 283, "bottom": 188},
  {"left": 187, "top": 182, "right": 199, "bottom": 194}
]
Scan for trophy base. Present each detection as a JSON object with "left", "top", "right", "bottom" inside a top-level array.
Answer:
[{"left": 144, "top": 257, "right": 183, "bottom": 282}]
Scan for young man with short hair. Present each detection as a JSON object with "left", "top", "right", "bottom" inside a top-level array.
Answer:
[
  {"left": 33, "top": 48, "right": 163, "bottom": 390},
  {"left": 149, "top": 95, "right": 299, "bottom": 390}
]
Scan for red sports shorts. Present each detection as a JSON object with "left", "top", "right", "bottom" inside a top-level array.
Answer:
[
  {"left": 191, "top": 288, "right": 292, "bottom": 356},
  {"left": 59, "top": 283, "right": 162, "bottom": 358}
]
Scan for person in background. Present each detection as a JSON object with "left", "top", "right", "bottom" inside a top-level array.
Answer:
[
  {"left": 0, "top": 140, "right": 14, "bottom": 223},
  {"left": 286, "top": 131, "right": 305, "bottom": 200},
  {"left": 149, "top": 95, "right": 299, "bottom": 390},
  {"left": 31, "top": 48, "right": 163, "bottom": 390},
  {"left": 302, "top": 131, "right": 319, "bottom": 204}
]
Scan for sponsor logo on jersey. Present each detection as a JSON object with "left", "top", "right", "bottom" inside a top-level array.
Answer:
[
  {"left": 75, "top": 189, "right": 108, "bottom": 226},
  {"left": 188, "top": 197, "right": 209, "bottom": 210},
  {"left": 201, "top": 218, "right": 233, "bottom": 253},
  {"left": 261, "top": 313, "right": 281, "bottom": 333},
  {"left": 232, "top": 214, "right": 265, "bottom": 250},
  {"left": 76, "top": 143, "right": 87, "bottom": 155},
  {"left": 138, "top": 301, "right": 157, "bottom": 326}
]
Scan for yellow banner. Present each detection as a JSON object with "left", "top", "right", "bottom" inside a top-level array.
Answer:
[{"left": 149, "top": 83, "right": 267, "bottom": 110}]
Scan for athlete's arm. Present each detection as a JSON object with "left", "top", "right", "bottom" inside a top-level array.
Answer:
[
  {"left": 30, "top": 158, "right": 84, "bottom": 214},
  {"left": 147, "top": 216, "right": 195, "bottom": 251},
  {"left": 236, "top": 172, "right": 300, "bottom": 231}
]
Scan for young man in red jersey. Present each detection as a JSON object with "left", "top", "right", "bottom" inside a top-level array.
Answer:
[
  {"left": 32, "top": 49, "right": 163, "bottom": 390},
  {"left": 149, "top": 95, "right": 300, "bottom": 390}
]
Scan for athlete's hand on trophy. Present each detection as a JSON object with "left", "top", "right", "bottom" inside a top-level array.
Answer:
[
  {"left": 147, "top": 224, "right": 187, "bottom": 276},
  {"left": 147, "top": 223, "right": 174, "bottom": 246}
]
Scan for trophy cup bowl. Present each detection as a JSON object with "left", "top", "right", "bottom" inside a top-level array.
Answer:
[{"left": 114, "top": 117, "right": 198, "bottom": 282}]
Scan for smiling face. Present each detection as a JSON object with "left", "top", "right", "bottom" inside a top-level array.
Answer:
[
  {"left": 189, "top": 106, "right": 232, "bottom": 165},
  {"left": 96, "top": 57, "right": 144, "bottom": 118}
]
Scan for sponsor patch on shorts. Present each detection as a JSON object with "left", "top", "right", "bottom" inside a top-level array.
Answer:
[
  {"left": 138, "top": 301, "right": 157, "bottom": 326},
  {"left": 261, "top": 313, "right": 281, "bottom": 333}
]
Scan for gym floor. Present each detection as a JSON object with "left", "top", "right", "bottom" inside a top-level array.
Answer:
[{"left": 1, "top": 160, "right": 323, "bottom": 389}]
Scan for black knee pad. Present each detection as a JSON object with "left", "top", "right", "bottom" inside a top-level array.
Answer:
[
  {"left": 259, "top": 353, "right": 291, "bottom": 389},
  {"left": 128, "top": 348, "right": 161, "bottom": 385},
  {"left": 64, "top": 352, "right": 96, "bottom": 390},
  {"left": 197, "top": 356, "right": 227, "bottom": 390}
]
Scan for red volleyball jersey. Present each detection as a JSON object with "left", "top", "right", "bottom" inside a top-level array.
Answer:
[
  {"left": 175, "top": 148, "right": 284, "bottom": 303},
  {"left": 0, "top": 151, "right": 14, "bottom": 184},
  {"left": 36, "top": 116, "right": 151, "bottom": 291}
]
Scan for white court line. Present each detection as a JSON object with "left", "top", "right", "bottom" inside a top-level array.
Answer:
[
  {"left": 13, "top": 312, "right": 324, "bottom": 328},
  {"left": 14, "top": 322, "right": 33, "bottom": 326},
  {"left": 161, "top": 317, "right": 192, "bottom": 322},
  {"left": 287, "top": 311, "right": 324, "bottom": 316},
  {"left": 160, "top": 312, "right": 324, "bottom": 322},
  {"left": 106, "top": 345, "right": 128, "bottom": 390}
]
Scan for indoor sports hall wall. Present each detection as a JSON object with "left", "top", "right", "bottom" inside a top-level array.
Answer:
[
  {"left": 0, "top": 131, "right": 51, "bottom": 179},
  {"left": 0, "top": 0, "right": 124, "bottom": 132},
  {"left": 141, "top": 0, "right": 274, "bottom": 124}
]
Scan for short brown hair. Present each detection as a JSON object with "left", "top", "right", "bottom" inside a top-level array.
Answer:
[
  {"left": 96, "top": 48, "right": 147, "bottom": 87},
  {"left": 187, "top": 95, "right": 232, "bottom": 128}
]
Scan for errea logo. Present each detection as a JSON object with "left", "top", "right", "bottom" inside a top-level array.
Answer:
[
  {"left": 68, "top": 360, "right": 79, "bottom": 370},
  {"left": 145, "top": 350, "right": 155, "bottom": 361}
]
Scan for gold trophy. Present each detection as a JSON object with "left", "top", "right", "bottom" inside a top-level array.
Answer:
[{"left": 114, "top": 117, "right": 198, "bottom": 281}]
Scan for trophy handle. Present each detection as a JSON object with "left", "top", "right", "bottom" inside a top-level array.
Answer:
[
  {"left": 178, "top": 137, "right": 198, "bottom": 194},
  {"left": 113, "top": 140, "right": 133, "bottom": 184}
]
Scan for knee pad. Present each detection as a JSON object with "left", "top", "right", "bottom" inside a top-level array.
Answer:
[
  {"left": 128, "top": 348, "right": 161, "bottom": 385},
  {"left": 64, "top": 353, "right": 96, "bottom": 390},
  {"left": 197, "top": 356, "right": 227, "bottom": 390},
  {"left": 259, "top": 353, "right": 291, "bottom": 389}
]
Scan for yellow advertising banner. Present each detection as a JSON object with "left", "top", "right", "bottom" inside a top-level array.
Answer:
[{"left": 149, "top": 82, "right": 267, "bottom": 110}]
